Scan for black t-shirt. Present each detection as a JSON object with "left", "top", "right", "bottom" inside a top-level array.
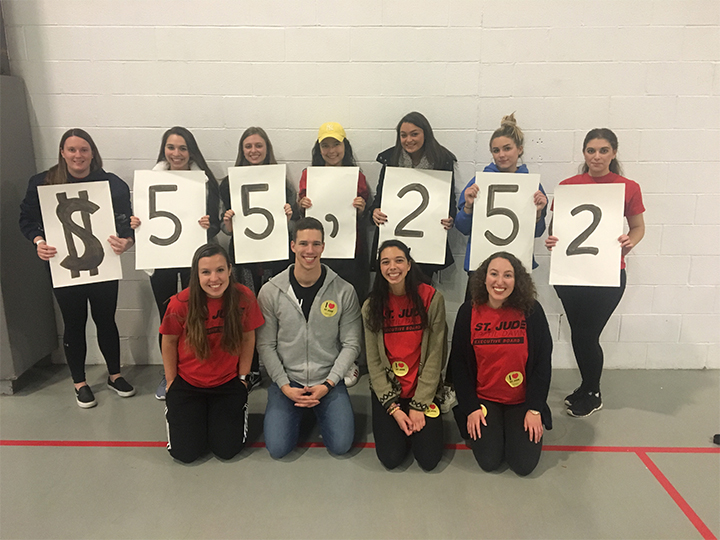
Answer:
[{"left": 290, "top": 266, "right": 327, "bottom": 321}]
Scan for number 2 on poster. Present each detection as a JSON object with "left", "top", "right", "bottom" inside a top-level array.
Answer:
[
  {"left": 565, "top": 204, "right": 601, "bottom": 257},
  {"left": 394, "top": 183, "right": 429, "bottom": 239}
]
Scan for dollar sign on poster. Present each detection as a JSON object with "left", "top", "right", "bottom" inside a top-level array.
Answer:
[
  {"left": 37, "top": 181, "right": 123, "bottom": 288},
  {"left": 55, "top": 190, "right": 105, "bottom": 278}
]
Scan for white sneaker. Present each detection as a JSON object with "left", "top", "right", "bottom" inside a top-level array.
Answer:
[
  {"left": 438, "top": 385, "right": 457, "bottom": 414},
  {"left": 344, "top": 362, "right": 360, "bottom": 388}
]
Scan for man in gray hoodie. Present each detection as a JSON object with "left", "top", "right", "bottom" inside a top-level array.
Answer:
[{"left": 257, "top": 217, "right": 362, "bottom": 459}]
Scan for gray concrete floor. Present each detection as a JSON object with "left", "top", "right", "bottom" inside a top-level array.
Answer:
[{"left": 1, "top": 365, "right": 718, "bottom": 540}]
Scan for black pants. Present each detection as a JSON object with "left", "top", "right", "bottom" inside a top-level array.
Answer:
[
  {"left": 454, "top": 401, "right": 542, "bottom": 476},
  {"left": 325, "top": 258, "right": 370, "bottom": 305},
  {"left": 554, "top": 270, "right": 626, "bottom": 393},
  {"left": 371, "top": 394, "right": 443, "bottom": 471},
  {"left": 165, "top": 375, "right": 248, "bottom": 463},
  {"left": 150, "top": 268, "right": 191, "bottom": 350},
  {"left": 53, "top": 280, "right": 121, "bottom": 384}
]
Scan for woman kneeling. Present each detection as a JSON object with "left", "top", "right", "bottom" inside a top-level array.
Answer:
[
  {"left": 161, "top": 244, "right": 264, "bottom": 463},
  {"left": 363, "top": 240, "right": 446, "bottom": 471},
  {"left": 450, "top": 252, "right": 552, "bottom": 476}
]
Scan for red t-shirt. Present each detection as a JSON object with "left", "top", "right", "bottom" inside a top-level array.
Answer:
[
  {"left": 471, "top": 303, "right": 528, "bottom": 405},
  {"left": 555, "top": 172, "right": 645, "bottom": 269},
  {"left": 160, "top": 284, "right": 264, "bottom": 388},
  {"left": 382, "top": 283, "right": 435, "bottom": 399}
]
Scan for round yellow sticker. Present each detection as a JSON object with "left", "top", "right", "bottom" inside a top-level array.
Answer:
[
  {"left": 505, "top": 371, "right": 523, "bottom": 388},
  {"left": 480, "top": 404, "right": 487, "bottom": 418},
  {"left": 424, "top": 403, "right": 440, "bottom": 418},
  {"left": 392, "top": 361, "right": 409, "bottom": 377},
  {"left": 320, "top": 300, "right": 338, "bottom": 317}
]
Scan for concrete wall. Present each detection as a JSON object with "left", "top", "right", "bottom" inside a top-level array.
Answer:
[
  {"left": 0, "top": 75, "right": 57, "bottom": 390},
  {"left": 3, "top": 0, "right": 718, "bottom": 369}
]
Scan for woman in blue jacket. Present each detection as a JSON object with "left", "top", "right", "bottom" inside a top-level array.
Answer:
[{"left": 455, "top": 114, "right": 548, "bottom": 276}]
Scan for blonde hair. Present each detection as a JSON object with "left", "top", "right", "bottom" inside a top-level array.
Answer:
[{"left": 489, "top": 113, "right": 524, "bottom": 158}]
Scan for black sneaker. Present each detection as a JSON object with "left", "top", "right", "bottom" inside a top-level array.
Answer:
[
  {"left": 564, "top": 387, "right": 584, "bottom": 407},
  {"left": 107, "top": 376, "right": 136, "bottom": 397},
  {"left": 75, "top": 385, "right": 97, "bottom": 409},
  {"left": 246, "top": 371, "right": 262, "bottom": 392},
  {"left": 567, "top": 391, "right": 602, "bottom": 418}
]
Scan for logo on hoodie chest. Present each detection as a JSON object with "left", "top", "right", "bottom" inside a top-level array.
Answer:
[{"left": 320, "top": 300, "right": 338, "bottom": 317}]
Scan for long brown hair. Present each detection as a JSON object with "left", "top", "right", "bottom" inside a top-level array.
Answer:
[
  {"left": 389, "top": 111, "right": 456, "bottom": 169},
  {"left": 185, "top": 244, "right": 245, "bottom": 361},
  {"left": 234, "top": 127, "right": 277, "bottom": 166},
  {"left": 45, "top": 128, "right": 103, "bottom": 185},
  {"left": 365, "top": 240, "right": 430, "bottom": 334},
  {"left": 469, "top": 252, "right": 536, "bottom": 314},
  {"left": 156, "top": 126, "right": 217, "bottom": 183}
]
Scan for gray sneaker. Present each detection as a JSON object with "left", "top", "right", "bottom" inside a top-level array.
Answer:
[
  {"left": 438, "top": 385, "right": 457, "bottom": 414},
  {"left": 343, "top": 362, "right": 360, "bottom": 388},
  {"left": 155, "top": 375, "right": 167, "bottom": 400}
]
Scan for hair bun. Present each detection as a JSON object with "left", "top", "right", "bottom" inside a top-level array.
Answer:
[{"left": 500, "top": 112, "right": 517, "bottom": 128}]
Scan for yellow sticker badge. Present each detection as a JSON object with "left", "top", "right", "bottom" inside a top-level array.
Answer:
[
  {"left": 505, "top": 371, "right": 523, "bottom": 388},
  {"left": 320, "top": 300, "right": 338, "bottom": 317},
  {"left": 391, "top": 361, "right": 409, "bottom": 377},
  {"left": 424, "top": 403, "right": 440, "bottom": 418}
]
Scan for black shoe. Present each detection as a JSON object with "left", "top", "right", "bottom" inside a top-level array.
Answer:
[
  {"left": 567, "top": 391, "right": 602, "bottom": 418},
  {"left": 75, "top": 385, "right": 97, "bottom": 409},
  {"left": 564, "top": 387, "right": 584, "bottom": 407},
  {"left": 107, "top": 376, "right": 136, "bottom": 397},
  {"left": 246, "top": 371, "right": 262, "bottom": 392}
]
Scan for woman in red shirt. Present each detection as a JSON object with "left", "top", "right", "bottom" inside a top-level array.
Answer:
[
  {"left": 161, "top": 244, "right": 264, "bottom": 463},
  {"left": 546, "top": 128, "right": 645, "bottom": 418},
  {"left": 363, "top": 240, "right": 447, "bottom": 471},
  {"left": 449, "top": 252, "right": 552, "bottom": 476}
]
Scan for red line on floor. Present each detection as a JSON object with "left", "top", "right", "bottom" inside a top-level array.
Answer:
[
  {"left": 545, "top": 445, "right": 720, "bottom": 454},
  {"left": 636, "top": 451, "right": 718, "bottom": 540},
  {"left": 2, "top": 439, "right": 719, "bottom": 454}
]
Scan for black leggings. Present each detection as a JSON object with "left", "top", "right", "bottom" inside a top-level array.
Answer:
[
  {"left": 371, "top": 394, "right": 444, "bottom": 471},
  {"left": 554, "top": 270, "right": 626, "bottom": 393},
  {"left": 150, "top": 268, "right": 191, "bottom": 350},
  {"left": 165, "top": 375, "right": 248, "bottom": 463},
  {"left": 53, "top": 280, "right": 121, "bottom": 384},
  {"left": 454, "top": 401, "right": 542, "bottom": 476}
]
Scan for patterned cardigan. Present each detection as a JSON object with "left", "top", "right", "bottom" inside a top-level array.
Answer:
[{"left": 362, "top": 289, "right": 447, "bottom": 412}]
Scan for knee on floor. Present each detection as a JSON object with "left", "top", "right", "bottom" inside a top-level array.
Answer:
[
  {"left": 474, "top": 453, "right": 503, "bottom": 472},
  {"left": 169, "top": 446, "right": 205, "bottom": 464}
]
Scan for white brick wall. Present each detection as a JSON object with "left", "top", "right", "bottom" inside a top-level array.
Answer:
[{"left": 4, "top": 0, "right": 718, "bottom": 370}]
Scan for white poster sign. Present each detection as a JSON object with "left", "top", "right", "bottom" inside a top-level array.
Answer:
[
  {"left": 229, "top": 164, "right": 288, "bottom": 264},
  {"left": 469, "top": 172, "right": 539, "bottom": 272},
  {"left": 133, "top": 170, "right": 208, "bottom": 270},
  {"left": 306, "top": 167, "right": 359, "bottom": 259},
  {"left": 549, "top": 183, "right": 625, "bottom": 287},
  {"left": 378, "top": 167, "right": 452, "bottom": 265},
  {"left": 37, "top": 181, "right": 122, "bottom": 288}
]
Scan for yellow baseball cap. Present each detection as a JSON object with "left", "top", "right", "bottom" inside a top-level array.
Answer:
[{"left": 317, "top": 122, "right": 346, "bottom": 143}]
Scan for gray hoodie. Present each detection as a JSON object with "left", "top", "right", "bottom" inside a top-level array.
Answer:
[{"left": 257, "top": 264, "right": 362, "bottom": 387}]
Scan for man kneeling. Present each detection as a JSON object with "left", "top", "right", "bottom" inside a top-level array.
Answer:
[{"left": 257, "top": 217, "right": 361, "bottom": 458}]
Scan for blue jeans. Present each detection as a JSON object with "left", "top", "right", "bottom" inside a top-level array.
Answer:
[{"left": 264, "top": 381, "right": 354, "bottom": 459}]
